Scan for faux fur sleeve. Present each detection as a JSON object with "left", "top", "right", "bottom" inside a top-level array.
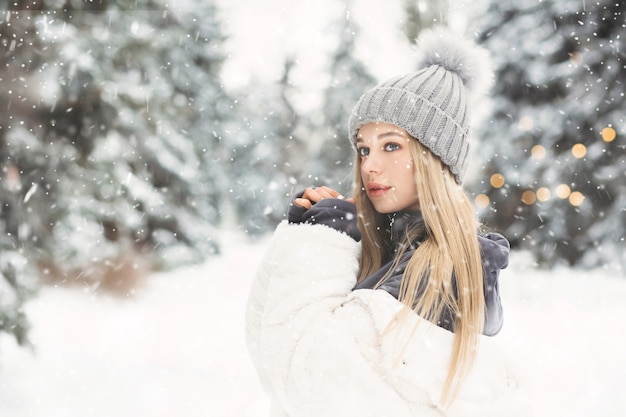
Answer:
[
  {"left": 245, "top": 221, "right": 359, "bottom": 370},
  {"left": 246, "top": 222, "right": 418, "bottom": 416},
  {"left": 245, "top": 221, "right": 527, "bottom": 417}
]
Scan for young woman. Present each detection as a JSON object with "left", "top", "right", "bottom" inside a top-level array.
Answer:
[{"left": 246, "top": 27, "right": 524, "bottom": 417}]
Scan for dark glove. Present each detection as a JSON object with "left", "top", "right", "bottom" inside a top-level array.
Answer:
[
  {"left": 287, "top": 190, "right": 309, "bottom": 224},
  {"left": 287, "top": 190, "right": 361, "bottom": 241}
]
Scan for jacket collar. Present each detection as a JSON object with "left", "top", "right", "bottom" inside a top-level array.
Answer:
[{"left": 388, "top": 211, "right": 426, "bottom": 252}]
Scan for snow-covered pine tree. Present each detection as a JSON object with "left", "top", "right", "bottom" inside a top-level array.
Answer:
[
  {"left": 402, "top": 0, "right": 450, "bottom": 43},
  {"left": 0, "top": 0, "right": 230, "bottom": 332},
  {"left": 224, "top": 58, "right": 309, "bottom": 234},
  {"left": 472, "top": 0, "right": 625, "bottom": 269},
  {"left": 83, "top": 1, "right": 230, "bottom": 268},
  {"left": 1, "top": 2, "right": 50, "bottom": 344},
  {"left": 309, "top": 4, "right": 375, "bottom": 196}
]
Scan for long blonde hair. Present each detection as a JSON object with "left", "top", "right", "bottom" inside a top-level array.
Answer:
[{"left": 354, "top": 138, "right": 484, "bottom": 407}]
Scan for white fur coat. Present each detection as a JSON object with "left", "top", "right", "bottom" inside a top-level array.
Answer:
[{"left": 245, "top": 221, "right": 527, "bottom": 417}]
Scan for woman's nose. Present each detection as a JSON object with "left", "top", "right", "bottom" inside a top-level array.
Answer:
[{"left": 361, "top": 152, "right": 381, "bottom": 174}]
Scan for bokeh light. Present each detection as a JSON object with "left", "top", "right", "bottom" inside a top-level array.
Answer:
[
  {"left": 569, "top": 191, "right": 584, "bottom": 206},
  {"left": 475, "top": 194, "right": 490, "bottom": 209},
  {"left": 490, "top": 173, "right": 505, "bottom": 188},
  {"left": 571, "top": 143, "right": 587, "bottom": 158},
  {"left": 536, "top": 187, "right": 551, "bottom": 202},
  {"left": 601, "top": 127, "right": 616, "bottom": 142},
  {"left": 531, "top": 145, "right": 546, "bottom": 159},
  {"left": 521, "top": 190, "right": 536, "bottom": 205},
  {"left": 569, "top": 51, "right": 583, "bottom": 65},
  {"left": 556, "top": 184, "right": 571, "bottom": 199},
  {"left": 519, "top": 116, "right": 534, "bottom": 131}
]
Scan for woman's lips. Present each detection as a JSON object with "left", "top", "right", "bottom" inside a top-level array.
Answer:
[{"left": 367, "top": 183, "right": 391, "bottom": 198}]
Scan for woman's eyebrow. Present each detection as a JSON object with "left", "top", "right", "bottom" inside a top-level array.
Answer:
[
  {"left": 356, "top": 130, "right": 407, "bottom": 143},
  {"left": 377, "top": 131, "right": 407, "bottom": 140}
]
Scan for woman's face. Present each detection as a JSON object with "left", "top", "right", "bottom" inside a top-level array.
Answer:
[{"left": 356, "top": 122, "right": 420, "bottom": 214}]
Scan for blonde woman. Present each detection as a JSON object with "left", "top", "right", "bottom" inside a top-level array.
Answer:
[{"left": 246, "top": 27, "right": 524, "bottom": 417}]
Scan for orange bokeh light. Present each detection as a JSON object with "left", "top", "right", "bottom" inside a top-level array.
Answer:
[
  {"left": 521, "top": 190, "right": 537, "bottom": 205},
  {"left": 571, "top": 143, "right": 587, "bottom": 158},
  {"left": 601, "top": 127, "right": 616, "bottom": 142},
  {"left": 556, "top": 184, "right": 571, "bottom": 199},
  {"left": 475, "top": 194, "right": 490, "bottom": 209},
  {"left": 531, "top": 145, "right": 546, "bottom": 159},
  {"left": 490, "top": 173, "right": 505, "bottom": 188},
  {"left": 569, "top": 191, "right": 584, "bottom": 206},
  {"left": 536, "top": 187, "right": 551, "bottom": 202}
]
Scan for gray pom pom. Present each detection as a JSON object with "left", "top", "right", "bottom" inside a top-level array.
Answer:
[{"left": 415, "top": 26, "right": 494, "bottom": 97}]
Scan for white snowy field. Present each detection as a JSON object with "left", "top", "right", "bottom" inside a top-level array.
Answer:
[{"left": 0, "top": 229, "right": 624, "bottom": 417}]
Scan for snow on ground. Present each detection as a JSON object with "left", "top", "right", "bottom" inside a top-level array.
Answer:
[
  {"left": 0, "top": 230, "right": 625, "bottom": 417},
  {"left": 0, "top": 231, "right": 269, "bottom": 417}
]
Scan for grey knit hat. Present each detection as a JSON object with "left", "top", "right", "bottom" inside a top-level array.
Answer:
[{"left": 348, "top": 27, "right": 493, "bottom": 184}]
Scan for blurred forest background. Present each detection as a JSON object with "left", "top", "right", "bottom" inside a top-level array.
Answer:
[{"left": 0, "top": 0, "right": 624, "bottom": 345}]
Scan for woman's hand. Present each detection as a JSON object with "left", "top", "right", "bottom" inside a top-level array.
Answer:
[
  {"left": 289, "top": 187, "right": 361, "bottom": 241},
  {"left": 294, "top": 186, "right": 354, "bottom": 209}
]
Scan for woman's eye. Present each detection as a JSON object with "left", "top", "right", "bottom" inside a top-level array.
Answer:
[
  {"left": 357, "top": 147, "right": 369, "bottom": 157},
  {"left": 384, "top": 143, "right": 400, "bottom": 152}
]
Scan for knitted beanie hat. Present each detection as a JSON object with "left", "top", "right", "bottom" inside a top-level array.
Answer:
[{"left": 348, "top": 27, "right": 493, "bottom": 184}]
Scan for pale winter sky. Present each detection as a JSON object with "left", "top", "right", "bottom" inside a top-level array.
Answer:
[{"left": 215, "top": 0, "right": 480, "bottom": 112}]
